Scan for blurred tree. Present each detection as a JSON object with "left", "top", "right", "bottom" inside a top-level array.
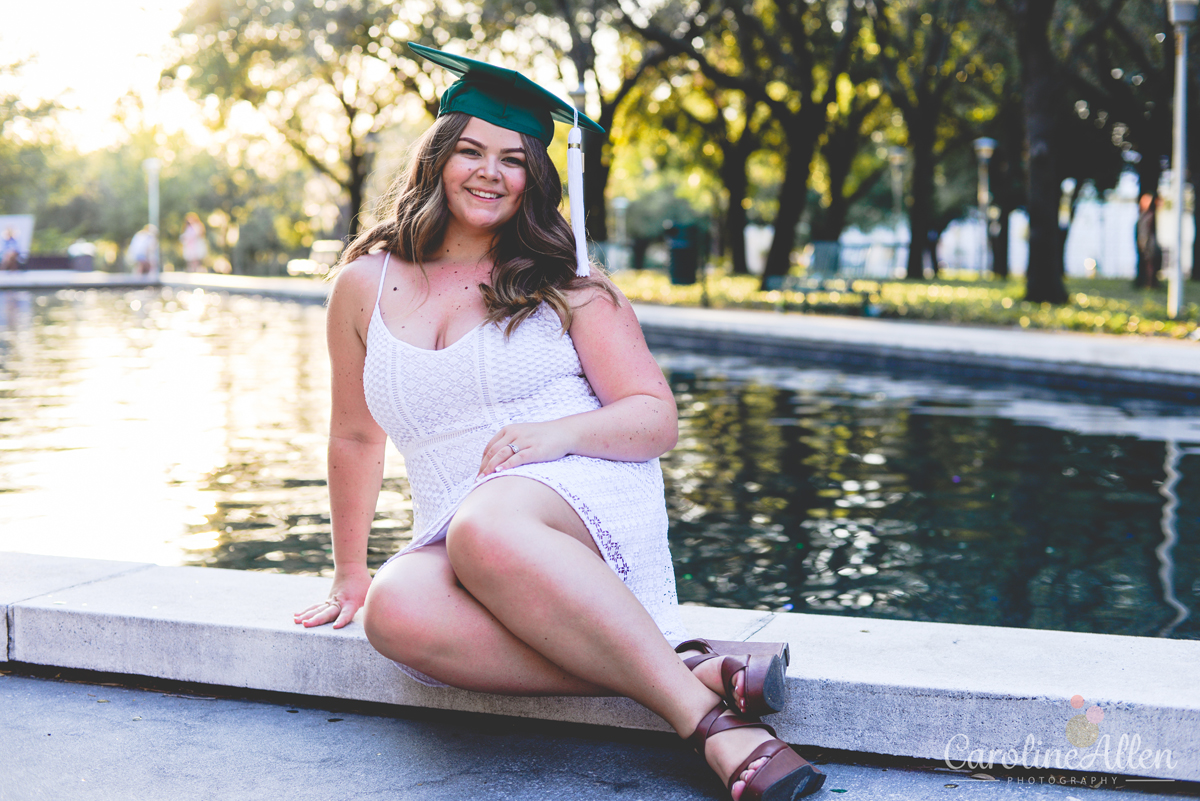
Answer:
[
  {"left": 806, "top": 68, "right": 890, "bottom": 245},
  {"left": 489, "top": 0, "right": 670, "bottom": 241},
  {"left": 0, "top": 61, "right": 74, "bottom": 249},
  {"left": 165, "top": 0, "right": 472, "bottom": 240},
  {"left": 980, "top": 89, "right": 1025, "bottom": 278},
  {"left": 1059, "top": 0, "right": 1173, "bottom": 289},
  {"left": 866, "top": 0, "right": 997, "bottom": 279},
  {"left": 1005, "top": 0, "right": 1070, "bottom": 303},
  {"left": 648, "top": 71, "right": 772, "bottom": 274},
  {"left": 632, "top": 0, "right": 869, "bottom": 288}
]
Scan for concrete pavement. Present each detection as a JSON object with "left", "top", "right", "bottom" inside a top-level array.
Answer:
[
  {"left": 4, "top": 552, "right": 1199, "bottom": 783},
  {"left": 2, "top": 670, "right": 1191, "bottom": 801}
]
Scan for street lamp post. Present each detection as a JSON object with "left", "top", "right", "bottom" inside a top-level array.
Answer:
[
  {"left": 1169, "top": 0, "right": 1197, "bottom": 318},
  {"left": 143, "top": 157, "right": 161, "bottom": 272},
  {"left": 973, "top": 138, "right": 997, "bottom": 273},
  {"left": 888, "top": 146, "right": 907, "bottom": 275}
]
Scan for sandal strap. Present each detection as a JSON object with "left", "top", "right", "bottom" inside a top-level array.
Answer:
[
  {"left": 681, "top": 652, "right": 722, "bottom": 671},
  {"left": 686, "top": 701, "right": 776, "bottom": 759},
  {"left": 675, "top": 638, "right": 718, "bottom": 656},
  {"left": 685, "top": 701, "right": 729, "bottom": 755},
  {"left": 728, "top": 739, "right": 790, "bottom": 792},
  {"left": 718, "top": 656, "right": 748, "bottom": 703}
]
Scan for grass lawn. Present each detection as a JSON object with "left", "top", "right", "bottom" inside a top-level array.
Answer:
[{"left": 611, "top": 269, "right": 1200, "bottom": 340}]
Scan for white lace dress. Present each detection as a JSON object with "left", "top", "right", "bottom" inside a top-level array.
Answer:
[{"left": 362, "top": 255, "right": 687, "bottom": 685}]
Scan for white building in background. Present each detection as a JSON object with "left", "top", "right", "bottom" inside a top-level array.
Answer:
[{"left": 829, "top": 169, "right": 1192, "bottom": 278}]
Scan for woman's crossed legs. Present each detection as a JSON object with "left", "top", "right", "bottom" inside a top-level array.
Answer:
[{"left": 363, "top": 476, "right": 773, "bottom": 799}]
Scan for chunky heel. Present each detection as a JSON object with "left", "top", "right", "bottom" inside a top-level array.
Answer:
[{"left": 677, "top": 638, "right": 791, "bottom": 716}]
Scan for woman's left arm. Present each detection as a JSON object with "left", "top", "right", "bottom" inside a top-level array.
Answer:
[{"left": 479, "top": 283, "right": 677, "bottom": 475}]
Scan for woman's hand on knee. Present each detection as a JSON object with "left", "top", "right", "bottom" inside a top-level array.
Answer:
[
  {"left": 478, "top": 421, "right": 573, "bottom": 477},
  {"left": 293, "top": 565, "right": 371, "bottom": 629}
]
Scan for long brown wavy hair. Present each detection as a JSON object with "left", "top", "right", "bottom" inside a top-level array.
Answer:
[{"left": 339, "top": 111, "right": 616, "bottom": 334}]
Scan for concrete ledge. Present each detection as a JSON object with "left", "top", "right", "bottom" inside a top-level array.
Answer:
[
  {"left": 1, "top": 552, "right": 151, "bottom": 662},
  {"left": 4, "top": 552, "right": 1197, "bottom": 781},
  {"left": 0, "top": 270, "right": 159, "bottom": 291}
]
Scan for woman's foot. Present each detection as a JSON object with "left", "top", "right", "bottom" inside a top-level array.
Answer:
[
  {"left": 687, "top": 701, "right": 825, "bottom": 801},
  {"left": 704, "top": 714, "right": 773, "bottom": 800}
]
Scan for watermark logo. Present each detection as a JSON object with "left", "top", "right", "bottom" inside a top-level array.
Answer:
[
  {"left": 1065, "top": 694, "right": 1105, "bottom": 748},
  {"left": 942, "top": 693, "right": 1178, "bottom": 773}
]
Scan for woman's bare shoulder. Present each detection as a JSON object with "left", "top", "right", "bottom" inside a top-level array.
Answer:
[
  {"left": 565, "top": 275, "right": 630, "bottom": 323},
  {"left": 330, "top": 251, "right": 390, "bottom": 297},
  {"left": 328, "top": 251, "right": 398, "bottom": 311}
]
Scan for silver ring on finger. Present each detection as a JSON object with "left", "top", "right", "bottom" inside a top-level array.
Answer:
[{"left": 509, "top": 443, "right": 520, "bottom": 455}]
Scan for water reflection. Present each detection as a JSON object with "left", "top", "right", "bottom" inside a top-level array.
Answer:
[
  {"left": 0, "top": 288, "right": 409, "bottom": 573},
  {"left": 657, "top": 353, "right": 1200, "bottom": 640},
  {"left": 1156, "top": 441, "right": 1194, "bottom": 637},
  {"left": 1, "top": 290, "right": 1196, "bottom": 639}
]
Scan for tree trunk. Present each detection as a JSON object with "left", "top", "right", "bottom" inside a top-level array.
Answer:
[
  {"left": 906, "top": 122, "right": 937, "bottom": 280},
  {"left": 1016, "top": 0, "right": 1068, "bottom": 304},
  {"left": 345, "top": 145, "right": 365, "bottom": 242},
  {"left": 721, "top": 128, "right": 757, "bottom": 275},
  {"left": 584, "top": 129, "right": 609, "bottom": 242},
  {"left": 929, "top": 226, "right": 944, "bottom": 277},
  {"left": 810, "top": 181, "right": 851, "bottom": 243},
  {"left": 810, "top": 120, "right": 860, "bottom": 242},
  {"left": 724, "top": 172, "right": 751, "bottom": 275},
  {"left": 760, "top": 125, "right": 818, "bottom": 287}
]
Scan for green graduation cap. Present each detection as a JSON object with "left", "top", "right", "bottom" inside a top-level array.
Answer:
[
  {"left": 407, "top": 42, "right": 604, "bottom": 146},
  {"left": 407, "top": 41, "right": 602, "bottom": 276}
]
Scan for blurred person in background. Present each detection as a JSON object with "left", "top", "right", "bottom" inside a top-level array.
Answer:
[
  {"left": 180, "top": 213, "right": 208, "bottom": 273},
  {"left": 1, "top": 229, "right": 19, "bottom": 271},
  {"left": 128, "top": 225, "right": 158, "bottom": 276}
]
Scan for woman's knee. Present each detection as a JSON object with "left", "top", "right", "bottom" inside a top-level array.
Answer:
[
  {"left": 445, "top": 505, "right": 524, "bottom": 573},
  {"left": 362, "top": 564, "right": 445, "bottom": 661}
]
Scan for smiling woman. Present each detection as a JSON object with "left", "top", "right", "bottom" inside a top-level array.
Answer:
[{"left": 289, "top": 42, "right": 826, "bottom": 801}]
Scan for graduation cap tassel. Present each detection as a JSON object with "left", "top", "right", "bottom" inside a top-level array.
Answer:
[{"left": 567, "top": 108, "right": 589, "bottom": 277}]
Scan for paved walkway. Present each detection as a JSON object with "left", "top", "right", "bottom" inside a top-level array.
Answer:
[
  {"left": 633, "top": 304, "right": 1200, "bottom": 380},
  {"left": 2, "top": 671, "right": 1187, "bottom": 801}
]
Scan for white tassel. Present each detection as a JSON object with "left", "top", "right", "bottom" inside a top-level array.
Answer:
[{"left": 567, "top": 109, "right": 589, "bottom": 277}]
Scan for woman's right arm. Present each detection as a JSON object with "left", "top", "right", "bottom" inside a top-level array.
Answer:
[{"left": 294, "top": 256, "right": 388, "bottom": 629}]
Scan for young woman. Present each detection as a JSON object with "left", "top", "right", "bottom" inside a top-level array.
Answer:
[{"left": 294, "top": 44, "right": 824, "bottom": 801}]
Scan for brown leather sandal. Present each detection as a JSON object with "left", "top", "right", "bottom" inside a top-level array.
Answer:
[
  {"left": 677, "top": 638, "right": 790, "bottom": 716},
  {"left": 687, "top": 701, "right": 825, "bottom": 801}
]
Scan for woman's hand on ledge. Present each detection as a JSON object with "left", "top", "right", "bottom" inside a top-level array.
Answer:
[{"left": 293, "top": 566, "right": 371, "bottom": 629}]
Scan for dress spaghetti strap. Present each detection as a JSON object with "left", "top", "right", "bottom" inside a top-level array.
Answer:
[{"left": 374, "top": 252, "right": 391, "bottom": 311}]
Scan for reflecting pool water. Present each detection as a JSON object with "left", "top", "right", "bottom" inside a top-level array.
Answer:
[{"left": 2, "top": 288, "right": 1197, "bottom": 639}]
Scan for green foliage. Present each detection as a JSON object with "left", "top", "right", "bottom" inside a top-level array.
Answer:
[
  {"left": 0, "top": 61, "right": 76, "bottom": 245},
  {"left": 612, "top": 270, "right": 1200, "bottom": 339},
  {"left": 164, "top": 0, "right": 479, "bottom": 238}
]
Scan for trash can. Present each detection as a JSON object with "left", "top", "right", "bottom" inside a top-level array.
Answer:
[
  {"left": 665, "top": 223, "right": 699, "bottom": 285},
  {"left": 67, "top": 241, "right": 96, "bottom": 272}
]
